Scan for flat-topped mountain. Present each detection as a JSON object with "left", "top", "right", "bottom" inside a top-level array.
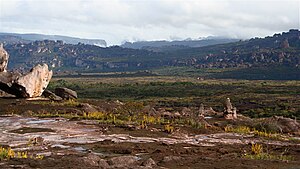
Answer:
[
  {"left": 0, "top": 33, "right": 107, "bottom": 47},
  {"left": 121, "top": 37, "right": 239, "bottom": 51}
]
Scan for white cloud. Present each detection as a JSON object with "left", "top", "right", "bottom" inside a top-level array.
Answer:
[{"left": 0, "top": 0, "right": 299, "bottom": 45}]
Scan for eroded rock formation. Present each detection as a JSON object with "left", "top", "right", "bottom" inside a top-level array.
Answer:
[
  {"left": 0, "top": 45, "right": 52, "bottom": 98},
  {"left": 223, "top": 98, "right": 237, "bottom": 119},
  {"left": 0, "top": 44, "right": 9, "bottom": 72}
]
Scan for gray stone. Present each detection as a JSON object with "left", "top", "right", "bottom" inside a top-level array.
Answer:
[{"left": 55, "top": 87, "right": 77, "bottom": 100}]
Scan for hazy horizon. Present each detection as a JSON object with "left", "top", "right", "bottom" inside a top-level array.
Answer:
[{"left": 0, "top": 0, "right": 299, "bottom": 45}]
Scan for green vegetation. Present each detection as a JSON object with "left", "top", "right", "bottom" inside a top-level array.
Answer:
[
  {"left": 224, "top": 125, "right": 281, "bottom": 140},
  {"left": 48, "top": 76, "right": 300, "bottom": 119},
  {"left": 153, "top": 66, "right": 300, "bottom": 80},
  {"left": 164, "top": 124, "right": 174, "bottom": 133},
  {"left": 0, "top": 146, "right": 43, "bottom": 160},
  {"left": 244, "top": 143, "right": 293, "bottom": 161}
]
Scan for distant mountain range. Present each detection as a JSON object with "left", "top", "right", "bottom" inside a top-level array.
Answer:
[
  {"left": 2, "top": 29, "right": 300, "bottom": 80},
  {"left": 0, "top": 33, "right": 107, "bottom": 47},
  {"left": 121, "top": 38, "right": 240, "bottom": 52}
]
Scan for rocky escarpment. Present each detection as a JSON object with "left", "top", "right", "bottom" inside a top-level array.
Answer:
[
  {"left": 0, "top": 44, "right": 52, "bottom": 98},
  {"left": 2, "top": 29, "right": 300, "bottom": 74}
]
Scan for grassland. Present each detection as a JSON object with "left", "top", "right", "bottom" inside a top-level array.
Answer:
[{"left": 48, "top": 75, "right": 300, "bottom": 119}]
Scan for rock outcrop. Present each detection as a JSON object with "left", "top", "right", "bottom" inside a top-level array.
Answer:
[
  {"left": 272, "top": 116, "right": 300, "bottom": 134},
  {"left": 0, "top": 44, "right": 9, "bottom": 72},
  {"left": 14, "top": 64, "right": 52, "bottom": 97},
  {"left": 0, "top": 45, "right": 52, "bottom": 98},
  {"left": 42, "top": 90, "right": 63, "bottom": 101},
  {"left": 55, "top": 87, "right": 77, "bottom": 100},
  {"left": 223, "top": 98, "right": 237, "bottom": 119}
]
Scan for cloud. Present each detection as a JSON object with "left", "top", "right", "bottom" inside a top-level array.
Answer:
[{"left": 0, "top": 0, "right": 299, "bottom": 45}]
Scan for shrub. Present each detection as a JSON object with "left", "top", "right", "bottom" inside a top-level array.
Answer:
[
  {"left": 244, "top": 143, "right": 294, "bottom": 161},
  {"left": 164, "top": 124, "right": 174, "bottom": 133}
]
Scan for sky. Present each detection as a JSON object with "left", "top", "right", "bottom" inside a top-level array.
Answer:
[{"left": 0, "top": 0, "right": 299, "bottom": 45}]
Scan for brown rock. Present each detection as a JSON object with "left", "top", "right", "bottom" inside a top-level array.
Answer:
[
  {"left": 99, "top": 159, "right": 110, "bottom": 169},
  {"left": 181, "top": 107, "right": 193, "bottom": 117},
  {"left": 108, "top": 155, "right": 139, "bottom": 167},
  {"left": 42, "top": 90, "right": 62, "bottom": 101},
  {"left": 82, "top": 154, "right": 109, "bottom": 168},
  {"left": 162, "top": 156, "right": 182, "bottom": 163},
  {"left": 77, "top": 103, "right": 98, "bottom": 113},
  {"left": 142, "top": 158, "right": 156, "bottom": 167},
  {"left": 55, "top": 87, "right": 77, "bottom": 100}
]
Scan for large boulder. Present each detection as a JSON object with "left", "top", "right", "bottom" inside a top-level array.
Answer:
[
  {"left": 42, "top": 90, "right": 62, "bottom": 101},
  {"left": 14, "top": 64, "right": 53, "bottom": 97},
  {"left": 0, "top": 64, "right": 52, "bottom": 98},
  {"left": 0, "top": 44, "right": 9, "bottom": 72},
  {"left": 55, "top": 87, "right": 77, "bottom": 100}
]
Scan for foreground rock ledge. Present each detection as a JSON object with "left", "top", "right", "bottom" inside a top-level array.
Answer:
[{"left": 0, "top": 64, "right": 52, "bottom": 98}]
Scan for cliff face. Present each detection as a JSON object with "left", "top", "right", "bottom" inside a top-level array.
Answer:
[{"left": 2, "top": 30, "right": 300, "bottom": 74}]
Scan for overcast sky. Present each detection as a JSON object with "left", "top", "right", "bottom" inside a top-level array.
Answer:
[{"left": 0, "top": 0, "right": 299, "bottom": 45}]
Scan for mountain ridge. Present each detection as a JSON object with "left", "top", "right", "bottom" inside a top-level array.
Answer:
[
  {"left": 2, "top": 29, "right": 300, "bottom": 80},
  {"left": 121, "top": 38, "right": 240, "bottom": 50},
  {"left": 0, "top": 32, "right": 107, "bottom": 47}
]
